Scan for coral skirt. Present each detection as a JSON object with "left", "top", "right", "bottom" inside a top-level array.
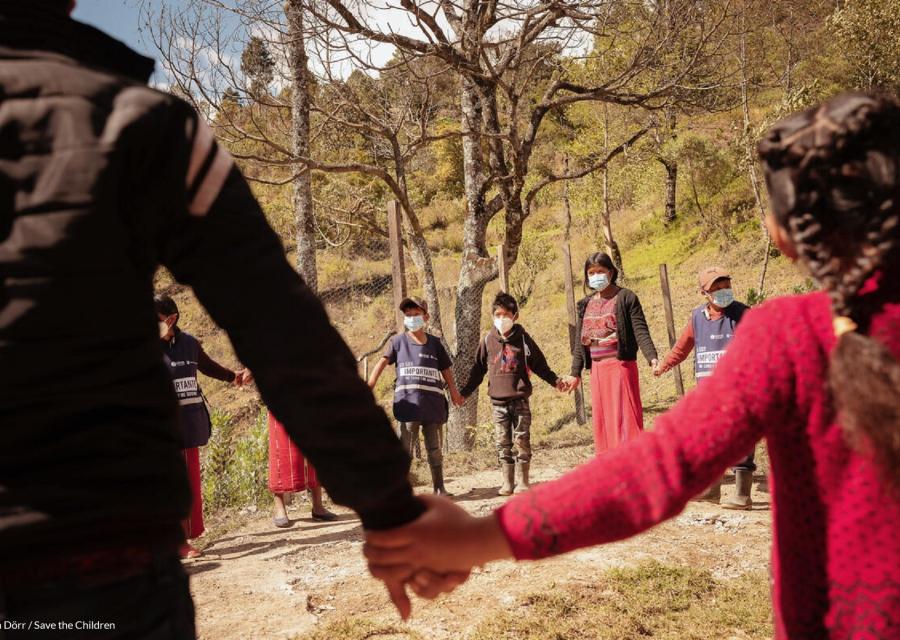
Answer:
[
  {"left": 267, "top": 412, "right": 319, "bottom": 493},
  {"left": 589, "top": 358, "right": 644, "bottom": 455},
  {"left": 182, "top": 447, "right": 205, "bottom": 540}
]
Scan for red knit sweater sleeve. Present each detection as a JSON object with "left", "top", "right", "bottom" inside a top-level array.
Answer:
[
  {"left": 496, "top": 303, "right": 795, "bottom": 559},
  {"left": 659, "top": 321, "right": 694, "bottom": 373}
]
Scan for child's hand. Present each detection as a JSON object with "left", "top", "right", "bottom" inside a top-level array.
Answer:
[
  {"left": 364, "top": 494, "right": 512, "bottom": 582},
  {"left": 559, "top": 375, "right": 579, "bottom": 393},
  {"left": 652, "top": 362, "right": 664, "bottom": 377}
]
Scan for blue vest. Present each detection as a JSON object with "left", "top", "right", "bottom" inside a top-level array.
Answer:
[
  {"left": 691, "top": 302, "right": 748, "bottom": 380},
  {"left": 391, "top": 334, "right": 449, "bottom": 424},
  {"left": 162, "top": 330, "right": 212, "bottom": 449}
]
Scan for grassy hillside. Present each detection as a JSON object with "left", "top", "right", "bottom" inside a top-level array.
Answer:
[{"left": 155, "top": 159, "right": 810, "bottom": 512}]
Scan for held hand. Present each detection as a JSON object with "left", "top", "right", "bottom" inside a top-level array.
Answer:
[
  {"left": 366, "top": 566, "right": 471, "bottom": 619},
  {"left": 650, "top": 359, "right": 659, "bottom": 373},
  {"left": 559, "top": 375, "right": 580, "bottom": 393},
  {"left": 408, "top": 568, "right": 471, "bottom": 599},
  {"left": 240, "top": 370, "right": 254, "bottom": 386},
  {"left": 450, "top": 390, "right": 466, "bottom": 407},
  {"left": 232, "top": 370, "right": 244, "bottom": 387},
  {"left": 364, "top": 495, "right": 512, "bottom": 577}
]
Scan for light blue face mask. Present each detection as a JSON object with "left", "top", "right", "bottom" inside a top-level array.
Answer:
[
  {"left": 588, "top": 273, "right": 610, "bottom": 291},
  {"left": 404, "top": 315, "right": 426, "bottom": 331},
  {"left": 710, "top": 288, "right": 735, "bottom": 308}
]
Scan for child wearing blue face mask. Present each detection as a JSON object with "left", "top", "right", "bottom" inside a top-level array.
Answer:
[
  {"left": 654, "top": 266, "right": 755, "bottom": 509},
  {"left": 560, "top": 252, "right": 658, "bottom": 456},
  {"left": 368, "top": 297, "right": 464, "bottom": 496}
]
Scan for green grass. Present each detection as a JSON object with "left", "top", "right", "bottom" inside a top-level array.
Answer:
[{"left": 468, "top": 561, "right": 772, "bottom": 640}]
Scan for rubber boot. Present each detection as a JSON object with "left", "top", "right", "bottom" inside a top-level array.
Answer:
[
  {"left": 513, "top": 462, "right": 531, "bottom": 494},
  {"left": 692, "top": 477, "right": 721, "bottom": 503},
  {"left": 431, "top": 465, "right": 453, "bottom": 497},
  {"left": 722, "top": 469, "right": 753, "bottom": 510},
  {"left": 498, "top": 463, "right": 515, "bottom": 496}
]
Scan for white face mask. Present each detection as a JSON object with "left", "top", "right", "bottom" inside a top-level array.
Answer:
[
  {"left": 404, "top": 315, "right": 426, "bottom": 331},
  {"left": 493, "top": 316, "right": 514, "bottom": 334}
]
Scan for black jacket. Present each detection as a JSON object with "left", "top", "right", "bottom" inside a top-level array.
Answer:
[
  {"left": 0, "top": 5, "right": 421, "bottom": 567},
  {"left": 571, "top": 288, "right": 659, "bottom": 376},
  {"left": 460, "top": 325, "right": 560, "bottom": 402}
]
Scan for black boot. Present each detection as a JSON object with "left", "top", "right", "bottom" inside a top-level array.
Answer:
[
  {"left": 722, "top": 469, "right": 753, "bottom": 510},
  {"left": 431, "top": 465, "right": 453, "bottom": 497}
]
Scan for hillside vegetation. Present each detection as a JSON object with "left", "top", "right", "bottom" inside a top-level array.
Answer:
[{"left": 148, "top": 0, "right": 900, "bottom": 511}]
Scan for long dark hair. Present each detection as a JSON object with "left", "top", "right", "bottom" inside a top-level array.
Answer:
[
  {"left": 758, "top": 92, "right": 900, "bottom": 489},
  {"left": 582, "top": 252, "right": 619, "bottom": 294}
]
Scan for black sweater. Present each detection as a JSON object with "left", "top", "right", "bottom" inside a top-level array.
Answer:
[
  {"left": 460, "top": 325, "right": 560, "bottom": 402},
  {"left": 571, "top": 288, "right": 659, "bottom": 376},
  {"left": 0, "top": 11, "right": 421, "bottom": 569}
]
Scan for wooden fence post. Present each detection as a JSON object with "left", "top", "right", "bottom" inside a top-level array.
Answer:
[
  {"left": 497, "top": 243, "right": 509, "bottom": 293},
  {"left": 659, "top": 263, "right": 685, "bottom": 397},
  {"left": 562, "top": 242, "right": 587, "bottom": 424},
  {"left": 387, "top": 201, "right": 407, "bottom": 332}
]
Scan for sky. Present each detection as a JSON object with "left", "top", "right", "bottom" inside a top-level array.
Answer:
[{"left": 72, "top": 1, "right": 168, "bottom": 70}]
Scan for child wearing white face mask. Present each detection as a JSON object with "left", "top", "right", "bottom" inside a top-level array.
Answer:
[
  {"left": 654, "top": 266, "right": 756, "bottom": 509},
  {"left": 459, "top": 292, "right": 566, "bottom": 496},
  {"left": 368, "top": 297, "right": 464, "bottom": 496}
]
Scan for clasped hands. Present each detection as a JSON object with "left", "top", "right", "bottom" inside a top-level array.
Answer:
[{"left": 362, "top": 494, "right": 513, "bottom": 619}]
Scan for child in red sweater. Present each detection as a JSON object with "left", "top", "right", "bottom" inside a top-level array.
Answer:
[{"left": 363, "top": 93, "right": 900, "bottom": 639}]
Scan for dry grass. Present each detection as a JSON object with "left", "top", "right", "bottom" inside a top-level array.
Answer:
[
  {"left": 293, "top": 562, "right": 772, "bottom": 640},
  {"left": 468, "top": 561, "right": 772, "bottom": 640}
]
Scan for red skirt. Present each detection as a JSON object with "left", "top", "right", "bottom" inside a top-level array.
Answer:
[
  {"left": 268, "top": 412, "right": 319, "bottom": 493},
  {"left": 182, "top": 447, "right": 205, "bottom": 540},
  {"left": 589, "top": 358, "right": 644, "bottom": 455}
]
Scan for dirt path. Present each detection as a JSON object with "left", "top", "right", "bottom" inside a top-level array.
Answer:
[{"left": 186, "top": 444, "right": 772, "bottom": 640}]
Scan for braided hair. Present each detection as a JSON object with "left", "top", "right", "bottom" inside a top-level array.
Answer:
[{"left": 758, "top": 93, "right": 900, "bottom": 489}]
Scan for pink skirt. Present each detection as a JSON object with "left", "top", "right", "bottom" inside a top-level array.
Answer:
[
  {"left": 182, "top": 447, "right": 205, "bottom": 540},
  {"left": 589, "top": 358, "right": 644, "bottom": 455},
  {"left": 267, "top": 412, "right": 319, "bottom": 493}
]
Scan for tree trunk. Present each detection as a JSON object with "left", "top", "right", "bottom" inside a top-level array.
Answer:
[
  {"left": 390, "top": 141, "right": 445, "bottom": 339},
  {"left": 447, "top": 77, "right": 495, "bottom": 452},
  {"left": 661, "top": 157, "right": 677, "bottom": 226},
  {"left": 740, "top": 26, "right": 772, "bottom": 293},
  {"left": 600, "top": 167, "right": 625, "bottom": 281},
  {"left": 599, "top": 108, "right": 625, "bottom": 280},
  {"left": 285, "top": 0, "right": 317, "bottom": 292}
]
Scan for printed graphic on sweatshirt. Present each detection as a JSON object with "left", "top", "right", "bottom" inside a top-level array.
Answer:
[{"left": 493, "top": 344, "right": 521, "bottom": 374}]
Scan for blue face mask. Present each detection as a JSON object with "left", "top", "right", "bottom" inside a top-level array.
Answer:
[
  {"left": 404, "top": 315, "right": 426, "bottom": 331},
  {"left": 710, "top": 288, "right": 735, "bottom": 308},
  {"left": 588, "top": 273, "right": 610, "bottom": 291}
]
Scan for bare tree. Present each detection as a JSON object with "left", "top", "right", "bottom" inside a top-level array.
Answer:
[{"left": 302, "top": 0, "right": 736, "bottom": 448}]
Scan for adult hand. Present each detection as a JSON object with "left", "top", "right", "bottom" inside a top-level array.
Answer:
[
  {"left": 240, "top": 369, "right": 254, "bottom": 386},
  {"left": 652, "top": 362, "right": 664, "bottom": 377},
  {"left": 364, "top": 494, "right": 512, "bottom": 578},
  {"left": 450, "top": 390, "right": 465, "bottom": 407}
]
